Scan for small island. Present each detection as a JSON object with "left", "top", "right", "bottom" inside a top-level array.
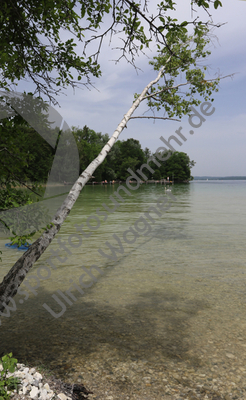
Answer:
[{"left": 73, "top": 126, "right": 195, "bottom": 184}]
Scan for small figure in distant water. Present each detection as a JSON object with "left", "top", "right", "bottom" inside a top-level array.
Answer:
[{"left": 167, "top": 176, "right": 169, "bottom": 182}]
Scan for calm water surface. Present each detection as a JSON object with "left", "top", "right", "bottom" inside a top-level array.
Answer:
[{"left": 1, "top": 181, "right": 246, "bottom": 395}]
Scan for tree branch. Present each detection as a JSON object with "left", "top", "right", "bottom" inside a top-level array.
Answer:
[
  {"left": 142, "top": 82, "right": 191, "bottom": 100},
  {"left": 129, "top": 116, "right": 181, "bottom": 122}
]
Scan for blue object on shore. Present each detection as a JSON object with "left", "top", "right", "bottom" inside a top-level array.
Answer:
[
  {"left": 5, "top": 242, "right": 18, "bottom": 249},
  {"left": 5, "top": 242, "right": 31, "bottom": 251}
]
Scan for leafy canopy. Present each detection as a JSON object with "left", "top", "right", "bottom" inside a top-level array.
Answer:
[
  {"left": 0, "top": 0, "right": 222, "bottom": 103},
  {"left": 132, "top": 24, "right": 220, "bottom": 120}
]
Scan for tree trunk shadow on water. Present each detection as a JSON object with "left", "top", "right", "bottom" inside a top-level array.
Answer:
[
  {"left": 0, "top": 222, "right": 210, "bottom": 394},
  {"left": 0, "top": 282, "right": 209, "bottom": 366}
]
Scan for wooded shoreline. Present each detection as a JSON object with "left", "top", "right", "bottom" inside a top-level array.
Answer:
[{"left": 85, "top": 179, "right": 175, "bottom": 185}]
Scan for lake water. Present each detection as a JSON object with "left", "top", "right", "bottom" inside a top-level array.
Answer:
[{"left": 1, "top": 181, "right": 246, "bottom": 399}]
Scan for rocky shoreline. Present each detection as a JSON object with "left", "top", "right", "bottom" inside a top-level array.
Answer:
[
  {"left": 1, "top": 363, "right": 92, "bottom": 400},
  {"left": 2, "top": 358, "right": 246, "bottom": 400}
]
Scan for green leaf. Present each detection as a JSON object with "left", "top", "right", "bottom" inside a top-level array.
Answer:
[{"left": 214, "top": 0, "right": 222, "bottom": 9}]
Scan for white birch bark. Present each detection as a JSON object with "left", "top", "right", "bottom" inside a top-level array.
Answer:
[{"left": 0, "top": 64, "right": 167, "bottom": 311}]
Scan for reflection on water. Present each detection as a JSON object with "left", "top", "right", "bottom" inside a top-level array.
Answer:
[{"left": 1, "top": 182, "right": 246, "bottom": 398}]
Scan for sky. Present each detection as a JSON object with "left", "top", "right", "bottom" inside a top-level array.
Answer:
[{"left": 17, "top": 0, "right": 246, "bottom": 177}]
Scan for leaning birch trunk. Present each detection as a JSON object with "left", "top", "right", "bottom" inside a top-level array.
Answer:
[{"left": 0, "top": 65, "right": 166, "bottom": 312}]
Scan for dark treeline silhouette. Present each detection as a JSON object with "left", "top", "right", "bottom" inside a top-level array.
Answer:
[{"left": 72, "top": 126, "right": 195, "bottom": 183}]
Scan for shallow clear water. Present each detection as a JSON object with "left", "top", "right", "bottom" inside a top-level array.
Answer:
[{"left": 1, "top": 181, "right": 246, "bottom": 397}]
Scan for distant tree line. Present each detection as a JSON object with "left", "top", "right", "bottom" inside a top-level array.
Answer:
[
  {"left": 72, "top": 126, "right": 195, "bottom": 183},
  {"left": 194, "top": 176, "right": 246, "bottom": 180},
  {"left": 0, "top": 123, "right": 195, "bottom": 209}
]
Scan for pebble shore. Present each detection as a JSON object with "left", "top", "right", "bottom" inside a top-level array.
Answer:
[{"left": 2, "top": 358, "right": 246, "bottom": 400}]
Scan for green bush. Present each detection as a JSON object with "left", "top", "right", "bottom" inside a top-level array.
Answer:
[{"left": 0, "top": 353, "right": 19, "bottom": 400}]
